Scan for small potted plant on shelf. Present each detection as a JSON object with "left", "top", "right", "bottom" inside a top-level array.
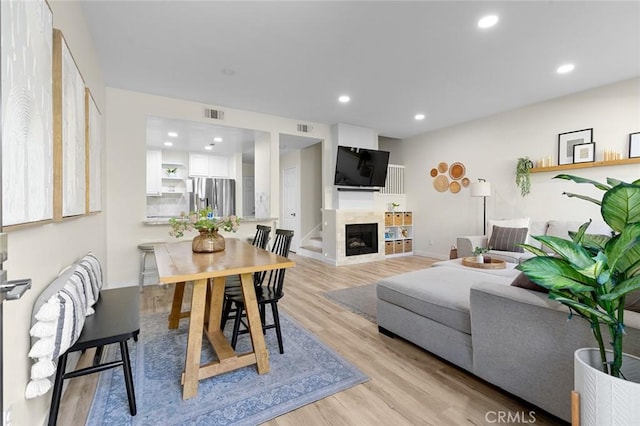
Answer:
[
  {"left": 390, "top": 202, "right": 400, "bottom": 212},
  {"left": 518, "top": 174, "right": 640, "bottom": 425},
  {"left": 166, "top": 167, "right": 177, "bottom": 177},
  {"left": 515, "top": 157, "right": 534, "bottom": 197}
]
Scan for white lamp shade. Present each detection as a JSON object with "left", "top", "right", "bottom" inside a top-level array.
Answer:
[{"left": 470, "top": 181, "right": 491, "bottom": 197}]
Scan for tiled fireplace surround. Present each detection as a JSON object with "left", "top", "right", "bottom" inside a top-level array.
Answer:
[{"left": 334, "top": 210, "right": 385, "bottom": 266}]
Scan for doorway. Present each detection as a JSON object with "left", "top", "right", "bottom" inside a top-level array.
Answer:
[{"left": 281, "top": 166, "right": 299, "bottom": 251}]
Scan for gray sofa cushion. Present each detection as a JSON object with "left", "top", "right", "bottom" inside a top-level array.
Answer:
[{"left": 376, "top": 266, "right": 514, "bottom": 334}]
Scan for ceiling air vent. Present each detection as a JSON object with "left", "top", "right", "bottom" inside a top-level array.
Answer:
[
  {"left": 203, "top": 108, "right": 224, "bottom": 120},
  {"left": 297, "top": 123, "right": 313, "bottom": 133}
]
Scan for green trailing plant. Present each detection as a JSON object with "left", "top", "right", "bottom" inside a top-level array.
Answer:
[
  {"left": 515, "top": 157, "right": 534, "bottom": 197},
  {"left": 518, "top": 174, "right": 640, "bottom": 378}
]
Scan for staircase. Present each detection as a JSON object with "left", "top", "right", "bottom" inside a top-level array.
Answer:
[{"left": 298, "top": 236, "right": 324, "bottom": 261}]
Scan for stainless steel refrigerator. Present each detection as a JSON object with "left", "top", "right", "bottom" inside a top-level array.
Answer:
[{"left": 189, "top": 178, "right": 236, "bottom": 217}]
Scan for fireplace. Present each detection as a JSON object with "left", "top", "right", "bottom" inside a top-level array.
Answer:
[{"left": 345, "top": 223, "right": 378, "bottom": 256}]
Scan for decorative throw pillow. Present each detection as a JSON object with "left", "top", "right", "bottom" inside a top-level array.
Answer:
[
  {"left": 26, "top": 269, "right": 88, "bottom": 399},
  {"left": 510, "top": 272, "right": 549, "bottom": 293},
  {"left": 487, "top": 217, "right": 530, "bottom": 241},
  {"left": 625, "top": 289, "right": 640, "bottom": 313},
  {"left": 488, "top": 226, "right": 528, "bottom": 253}
]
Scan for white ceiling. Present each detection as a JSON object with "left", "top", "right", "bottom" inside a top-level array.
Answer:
[{"left": 82, "top": 1, "right": 640, "bottom": 144}]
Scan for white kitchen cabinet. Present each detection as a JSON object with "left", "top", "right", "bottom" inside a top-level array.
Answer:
[
  {"left": 209, "top": 155, "right": 228, "bottom": 177},
  {"left": 189, "top": 153, "right": 228, "bottom": 177},
  {"left": 189, "top": 154, "right": 210, "bottom": 176},
  {"left": 146, "top": 150, "right": 162, "bottom": 196}
]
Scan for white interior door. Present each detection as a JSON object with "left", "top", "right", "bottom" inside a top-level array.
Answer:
[{"left": 282, "top": 166, "right": 299, "bottom": 251}]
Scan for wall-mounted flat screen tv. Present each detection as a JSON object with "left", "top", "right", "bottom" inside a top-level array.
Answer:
[{"left": 334, "top": 145, "right": 390, "bottom": 187}]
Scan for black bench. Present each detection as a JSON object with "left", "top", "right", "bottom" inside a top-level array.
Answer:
[{"left": 48, "top": 286, "right": 139, "bottom": 425}]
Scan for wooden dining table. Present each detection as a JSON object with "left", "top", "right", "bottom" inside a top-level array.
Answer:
[{"left": 153, "top": 238, "right": 295, "bottom": 399}]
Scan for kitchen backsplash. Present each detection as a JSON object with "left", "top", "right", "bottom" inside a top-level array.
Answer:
[{"left": 146, "top": 195, "right": 189, "bottom": 217}]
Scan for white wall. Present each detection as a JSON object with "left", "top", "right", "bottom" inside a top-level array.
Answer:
[
  {"left": 378, "top": 136, "right": 403, "bottom": 164},
  {"left": 402, "top": 78, "right": 640, "bottom": 259},
  {"left": 254, "top": 133, "right": 273, "bottom": 219},
  {"left": 104, "top": 89, "right": 332, "bottom": 287},
  {"left": 328, "top": 123, "right": 380, "bottom": 210},
  {"left": 2, "top": 1, "right": 107, "bottom": 425},
  {"left": 300, "top": 143, "right": 322, "bottom": 238}
]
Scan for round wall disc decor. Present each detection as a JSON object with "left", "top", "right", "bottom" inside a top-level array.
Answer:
[
  {"left": 430, "top": 168, "right": 438, "bottom": 177},
  {"left": 449, "top": 181, "right": 461, "bottom": 193},
  {"left": 433, "top": 175, "right": 449, "bottom": 192},
  {"left": 461, "top": 177, "right": 470, "bottom": 187},
  {"left": 449, "top": 162, "right": 465, "bottom": 180},
  {"left": 437, "top": 162, "right": 448, "bottom": 173}
]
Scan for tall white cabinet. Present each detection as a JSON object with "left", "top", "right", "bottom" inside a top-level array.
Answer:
[{"left": 146, "top": 150, "right": 162, "bottom": 196}]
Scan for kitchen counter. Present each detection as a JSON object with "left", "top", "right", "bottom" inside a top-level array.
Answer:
[{"left": 143, "top": 216, "right": 278, "bottom": 225}]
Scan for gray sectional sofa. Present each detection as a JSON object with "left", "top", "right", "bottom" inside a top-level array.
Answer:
[{"left": 376, "top": 260, "right": 640, "bottom": 422}]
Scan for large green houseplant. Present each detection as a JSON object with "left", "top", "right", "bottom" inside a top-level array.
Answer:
[{"left": 517, "top": 174, "right": 640, "bottom": 378}]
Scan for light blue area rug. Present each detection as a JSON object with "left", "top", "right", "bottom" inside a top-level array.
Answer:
[{"left": 87, "top": 311, "right": 368, "bottom": 425}]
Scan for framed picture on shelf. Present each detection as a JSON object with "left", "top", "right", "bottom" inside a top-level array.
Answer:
[
  {"left": 558, "top": 128, "right": 593, "bottom": 165},
  {"left": 629, "top": 132, "right": 640, "bottom": 158},
  {"left": 573, "top": 142, "right": 595, "bottom": 164}
]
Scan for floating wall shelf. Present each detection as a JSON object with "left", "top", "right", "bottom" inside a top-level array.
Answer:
[{"left": 530, "top": 157, "right": 640, "bottom": 173}]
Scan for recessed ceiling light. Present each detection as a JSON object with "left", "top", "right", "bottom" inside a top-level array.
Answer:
[
  {"left": 163, "top": 141, "right": 173, "bottom": 147},
  {"left": 167, "top": 131, "right": 178, "bottom": 137},
  {"left": 478, "top": 15, "right": 499, "bottom": 29},
  {"left": 557, "top": 63, "right": 575, "bottom": 74},
  {"left": 414, "top": 113, "right": 426, "bottom": 121},
  {"left": 204, "top": 145, "right": 213, "bottom": 150},
  {"left": 338, "top": 95, "right": 350, "bottom": 103},
  {"left": 213, "top": 137, "right": 223, "bottom": 142}
]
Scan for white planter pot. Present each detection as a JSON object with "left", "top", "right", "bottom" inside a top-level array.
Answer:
[
  {"left": 574, "top": 348, "right": 640, "bottom": 425},
  {"left": 476, "top": 254, "right": 484, "bottom": 263}
]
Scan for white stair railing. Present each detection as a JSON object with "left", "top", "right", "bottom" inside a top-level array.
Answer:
[{"left": 381, "top": 164, "right": 405, "bottom": 195}]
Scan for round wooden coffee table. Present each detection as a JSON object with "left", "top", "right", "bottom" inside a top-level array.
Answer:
[{"left": 461, "top": 256, "right": 506, "bottom": 270}]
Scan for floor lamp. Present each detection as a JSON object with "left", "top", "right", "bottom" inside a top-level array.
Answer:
[{"left": 470, "top": 179, "right": 491, "bottom": 235}]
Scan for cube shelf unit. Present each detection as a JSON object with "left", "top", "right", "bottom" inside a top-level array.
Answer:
[{"left": 384, "top": 211, "right": 413, "bottom": 257}]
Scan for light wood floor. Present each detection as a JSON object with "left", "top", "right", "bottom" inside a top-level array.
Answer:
[{"left": 58, "top": 254, "right": 563, "bottom": 425}]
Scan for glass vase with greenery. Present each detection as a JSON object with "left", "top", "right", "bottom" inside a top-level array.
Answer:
[{"left": 169, "top": 207, "right": 240, "bottom": 238}]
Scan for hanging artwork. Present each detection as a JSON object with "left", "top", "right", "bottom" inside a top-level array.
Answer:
[
  {"left": 1, "top": 0, "right": 54, "bottom": 226},
  {"left": 53, "top": 29, "right": 86, "bottom": 218},
  {"left": 86, "top": 89, "right": 102, "bottom": 212},
  {"left": 430, "top": 161, "right": 468, "bottom": 194}
]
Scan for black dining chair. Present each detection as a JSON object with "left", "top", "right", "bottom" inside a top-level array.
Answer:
[
  {"left": 171, "top": 225, "right": 272, "bottom": 329},
  {"left": 221, "top": 224, "right": 272, "bottom": 297},
  {"left": 224, "top": 229, "right": 293, "bottom": 354}
]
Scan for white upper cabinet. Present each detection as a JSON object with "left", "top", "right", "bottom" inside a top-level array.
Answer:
[
  {"left": 189, "top": 153, "right": 209, "bottom": 176},
  {"left": 146, "top": 150, "right": 162, "bottom": 196},
  {"left": 189, "top": 153, "right": 228, "bottom": 177},
  {"left": 209, "top": 155, "right": 228, "bottom": 177}
]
